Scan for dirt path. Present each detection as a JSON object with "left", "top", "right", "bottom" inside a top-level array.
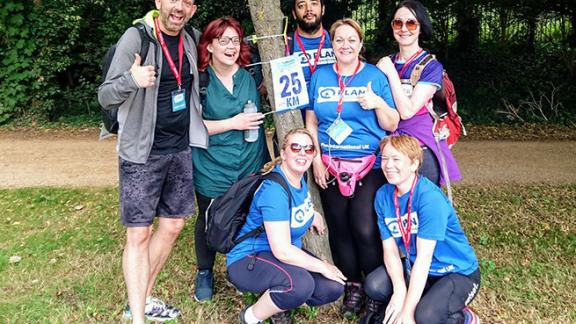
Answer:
[{"left": 0, "top": 129, "right": 574, "bottom": 188}]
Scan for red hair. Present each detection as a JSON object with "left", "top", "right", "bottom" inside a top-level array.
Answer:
[{"left": 197, "top": 17, "right": 252, "bottom": 72}]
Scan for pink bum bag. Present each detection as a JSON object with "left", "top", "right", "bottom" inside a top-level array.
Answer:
[{"left": 321, "top": 154, "right": 377, "bottom": 197}]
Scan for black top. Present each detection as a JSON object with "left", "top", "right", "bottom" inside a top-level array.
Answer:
[{"left": 151, "top": 31, "right": 192, "bottom": 155}]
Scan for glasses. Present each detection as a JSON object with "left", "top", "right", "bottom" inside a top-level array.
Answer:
[
  {"left": 289, "top": 143, "right": 315, "bottom": 155},
  {"left": 391, "top": 19, "right": 420, "bottom": 31},
  {"left": 217, "top": 36, "right": 241, "bottom": 46}
]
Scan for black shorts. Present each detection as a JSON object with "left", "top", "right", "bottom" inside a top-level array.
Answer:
[{"left": 119, "top": 148, "right": 195, "bottom": 227}]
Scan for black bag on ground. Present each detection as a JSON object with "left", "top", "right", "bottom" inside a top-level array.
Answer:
[{"left": 205, "top": 172, "right": 292, "bottom": 253}]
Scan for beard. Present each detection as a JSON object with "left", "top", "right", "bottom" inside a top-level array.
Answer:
[{"left": 296, "top": 15, "right": 322, "bottom": 34}]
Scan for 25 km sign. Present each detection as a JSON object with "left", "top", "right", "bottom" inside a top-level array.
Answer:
[{"left": 270, "top": 55, "right": 309, "bottom": 113}]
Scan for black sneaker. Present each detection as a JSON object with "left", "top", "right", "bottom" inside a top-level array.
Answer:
[
  {"left": 360, "top": 298, "right": 384, "bottom": 324},
  {"left": 270, "top": 310, "right": 292, "bottom": 324},
  {"left": 340, "top": 282, "right": 364, "bottom": 319},
  {"left": 194, "top": 269, "right": 214, "bottom": 302}
]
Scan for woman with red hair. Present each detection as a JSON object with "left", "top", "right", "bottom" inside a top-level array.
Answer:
[{"left": 191, "top": 16, "right": 269, "bottom": 302}]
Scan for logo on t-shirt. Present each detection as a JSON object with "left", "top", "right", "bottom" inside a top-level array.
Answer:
[
  {"left": 295, "top": 49, "right": 336, "bottom": 67},
  {"left": 291, "top": 194, "right": 314, "bottom": 227},
  {"left": 384, "top": 211, "right": 419, "bottom": 238},
  {"left": 317, "top": 86, "right": 366, "bottom": 103}
]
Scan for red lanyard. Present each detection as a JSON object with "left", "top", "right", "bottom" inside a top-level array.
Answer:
[
  {"left": 295, "top": 30, "right": 326, "bottom": 75},
  {"left": 335, "top": 60, "right": 362, "bottom": 114},
  {"left": 396, "top": 48, "right": 423, "bottom": 79},
  {"left": 394, "top": 175, "right": 418, "bottom": 255},
  {"left": 154, "top": 18, "right": 184, "bottom": 89}
]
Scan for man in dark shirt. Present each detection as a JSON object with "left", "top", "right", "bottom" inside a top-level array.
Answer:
[{"left": 98, "top": 0, "right": 207, "bottom": 322}]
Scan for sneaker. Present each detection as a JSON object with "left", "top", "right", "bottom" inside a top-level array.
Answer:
[
  {"left": 270, "top": 310, "right": 292, "bottom": 324},
  {"left": 123, "top": 296, "right": 181, "bottom": 322},
  {"left": 462, "top": 306, "right": 481, "bottom": 324},
  {"left": 239, "top": 306, "right": 262, "bottom": 324},
  {"left": 340, "top": 282, "right": 364, "bottom": 319},
  {"left": 359, "top": 298, "right": 384, "bottom": 324},
  {"left": 194, "top": 269, "right": 214, "bottom": 302}
]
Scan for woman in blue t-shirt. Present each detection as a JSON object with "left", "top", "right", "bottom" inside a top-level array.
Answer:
[
  {"left": 306, "top": 18, "right": 400, "bottom": 318},
  {"left": 361, "top": 135, "right": 480, "bottom": 324},
  {"left": 227, "top": 128, "right": 345, "bottom": 324},
  {"left": 376, "top": 0, "right": 461, "bottom": 186}
]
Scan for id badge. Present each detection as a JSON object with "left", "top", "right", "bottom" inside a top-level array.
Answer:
[
  {"left": 171, "top": 89, "right": 187, "bottom": 112},
  {"left": 326, "top": 118, "right": 352, "bottom": 145}
]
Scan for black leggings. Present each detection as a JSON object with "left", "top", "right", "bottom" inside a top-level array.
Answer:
[
  {"left": 320, "top": 169, "right": 385, "bottom": 282},
  {"left": 365, "top": 265, "right": 481, "bottom": 324},
  {"left": 194, "top": 192, "right": 216, "bottom": 271},
  {"left": 419, "top": 146, "right": 440, "bottom": 186}
]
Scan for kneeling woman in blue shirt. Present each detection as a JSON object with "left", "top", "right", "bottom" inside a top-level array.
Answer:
[
  {"left": 227, "top": 128, "right": 345, "bottom": 324},
  {"left": 362, "top": 135, "right": 480, "bottom": 324}
]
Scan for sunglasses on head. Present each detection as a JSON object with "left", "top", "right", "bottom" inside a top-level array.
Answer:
[
  {"left": 391, "top": 19, "right": 419, "bottom": 31},
  {"left": 289, "top": 143, "right": 315, "bottom": 155}
]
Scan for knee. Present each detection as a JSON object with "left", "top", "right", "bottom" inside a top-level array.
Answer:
[
  {"left": 364, "top": 266, "right": 391, "bottom": 301},
  {"left": 415, "top": 302, "right": 442, "bottom": 324},
  {"left": 275, "top": 272, "right": 315, "bottom": 310},
  {"left": 160, "top": 218, "right": 186, "bottom": 237},
  {"left": 309, "top": 280, "right": 344, "bottom": 306},
  {"left": 126, "top": 227, "right": 152, "bottom": 248}
]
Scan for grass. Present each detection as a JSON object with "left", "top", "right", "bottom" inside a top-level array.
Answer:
[{"left": 0, "top": 185, "right": 575, "bottom": 323}]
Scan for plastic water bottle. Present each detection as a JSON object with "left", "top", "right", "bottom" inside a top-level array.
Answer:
[{"left": 243, "top": 100, "right": 259, "bottom": 142}]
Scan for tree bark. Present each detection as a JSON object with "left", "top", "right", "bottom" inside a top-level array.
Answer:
[{"left": 247, "top": 0, "right": 333, "bottom": 262}]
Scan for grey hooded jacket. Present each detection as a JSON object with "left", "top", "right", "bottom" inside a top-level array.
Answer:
[{"left": 98, "top": 11, "right": 208, "bottom": 163}]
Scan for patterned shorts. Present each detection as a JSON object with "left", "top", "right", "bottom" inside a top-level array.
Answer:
[{"left": 119, "top": 148, "right": 195, "bottom": 227}]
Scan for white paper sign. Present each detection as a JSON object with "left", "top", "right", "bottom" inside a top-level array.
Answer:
[{"left": 270, "top": 55, "right": 309, "bottom": 112}]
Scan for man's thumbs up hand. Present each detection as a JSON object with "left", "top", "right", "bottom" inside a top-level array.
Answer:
[{"left": 130, "top": 53, "right": 156, "bottom": 88}]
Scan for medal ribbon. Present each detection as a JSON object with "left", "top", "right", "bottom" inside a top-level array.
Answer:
[
  {"left": 394, "top": 175, "right": 418, "bottom": 257},
  {"left": 335, "top": 60, "right": 362, "bottom": 114},
  {"left": 154, "top": 18, "right": 184, "bottom": 89}
]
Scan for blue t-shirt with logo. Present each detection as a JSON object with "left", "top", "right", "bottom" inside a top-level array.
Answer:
[
  {"left": 308, "top": 63, "right": 396, "bottom": 168},
  {"left": 291, "top": 30, "right": 335, "bottom": 88},
  {"left": 375, "top": 176, "right": 478, "bottom": 276},
  {"left": 226, "top": 166, "right": 315, "bottom": 266}
]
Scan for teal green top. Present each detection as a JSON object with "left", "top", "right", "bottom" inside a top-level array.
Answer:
[{"left": 192, "top": 66, "right": 269, "bottom": 198}]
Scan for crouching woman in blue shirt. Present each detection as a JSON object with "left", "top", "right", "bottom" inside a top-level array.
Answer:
[
  {"left": 227, "top": 128, "right": 345, "bottom": 324},
  {"left": 361, "top": 135, "right": 480, "bottom": 324}
]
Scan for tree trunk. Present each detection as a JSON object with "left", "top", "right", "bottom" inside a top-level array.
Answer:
[{"left": 247, "top": 0, "right": 333, "bottom": 262}]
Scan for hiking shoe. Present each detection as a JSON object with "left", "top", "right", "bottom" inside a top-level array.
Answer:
[
  {"left": 340, "top": 282, "right": 364, "bottom": 319},
  {"left": 122, "top": 296, "right": 181, "bottom": 322},
  {"left": 359, "top": 298, "right": 384, "bottom": 324},
  {"left": 270, "top": 310, "right": 292, "bottom": 324},
  {"left": 194, "top": 270, "right": 214, "bottom": 302}
]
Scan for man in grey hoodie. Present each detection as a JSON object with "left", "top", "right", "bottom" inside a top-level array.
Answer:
[{"left": 98, "top": 0, "right": 207, "bottom": 322}]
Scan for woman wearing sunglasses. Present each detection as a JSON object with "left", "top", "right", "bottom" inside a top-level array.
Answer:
[
  {"left": 306, "top": 18, "right": 400, "bottom": 319},
  {"left": 360, "top": 135, "right": 480, "bottom": 324},
  {"left": 227, "top": 128, "right": 345, "bottom": 324},
  {"left": 376, "top": 0, "right": 461, "bottom": 187},
  {"left": 192, "top": 17, "right": 270, "bottom": 302}
]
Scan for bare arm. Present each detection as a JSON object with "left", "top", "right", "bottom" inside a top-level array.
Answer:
[
  {"left": 382, "top": 238, "right": 408, "bottom": 324},
  {"left": 265, "top": 221, "right": 346, "bottom": 284},
  {"left": 395, "top": 237, "right": 436, "bottom": 324},
  {"left": 377, "top": 57, "right": 437, "bottom": 120}
]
